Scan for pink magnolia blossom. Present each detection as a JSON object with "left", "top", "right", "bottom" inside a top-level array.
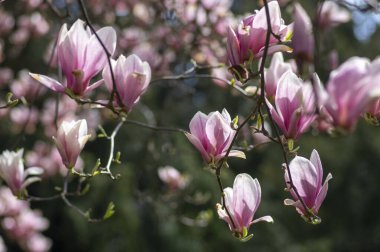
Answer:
[
  {"left": 2, "top": 208, "right": 49, "bottom": 239},
  {"left": 53, "top": 119, "right": 91, "bottom": 169},
  {"left": 318, "top": 57, "right": 380, "bottom": 131},
  {"left": 217, "top": 173, "right": 273, "bottom": 240},
  {"left": 0, "top": 149, "right": 43, "bottom": 197},
  {"left": 284, "top": 149, "right": 332, "bottom": 223},
  {"left": 26, "top": 142, "right": 83, "bottom": 177},
  {"left": 9, "top": 106, "right": 39, "bottom": 134},
  {"left": 264, "top": 52, "right": 292, "bottom": 99},
  {"left": 2, "top": 208, "right": 51, "bottom": 252},
  {"left": 185, "top": 109, "right": 245, "bottom": 165},
  {"left": 102, "top": 54, "right": 151, "bottom": 112},
  {"left": 30, "top": 19, "right": 116, "bottom": 96},
  {"left": 158, "top": 166, "right": 188, "bottom": 190},
  {"left": 0, "top": 187, "right": 28, "bottom": 216},
  {"left": 318, "top": 1, "right": 351, "bottom": 31},
  {"left": 24, "top": 233, "right": 52, "bottom": 252},
  {"left": 226, "top": 1, "right": 292, "bottom": 66},
  {"left": 11, "top": 69, "right": 45, "bottom": 102},
  {"left": 292, "top": 3, "right": 314, "bottom": 63},
  {"left": 267, "top": 70, "right": 316, "bottom": 140}
]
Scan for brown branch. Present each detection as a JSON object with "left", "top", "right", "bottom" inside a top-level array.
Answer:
[
  {"left": 260, "top": 0, "right": 314, "bottom": 219},
  {"left": 124, "top": 119, "right": 186, "bottom": 133},
  {"left": 77, "top": 0, "right": 123, "bottom": 106}
]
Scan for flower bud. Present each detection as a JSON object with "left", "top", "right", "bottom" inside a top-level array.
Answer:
[
  {"left": 53, "top": 119, "right": 90, "bottom": 169},
  {"left": 217, "top": 173, "right": 273, "bottom": 240},
  {"left": 284, "top": 149, "right": 332, "bottom": 223},
  {"left": 0, "top": 149, "right": 43, "bottom": 196}
]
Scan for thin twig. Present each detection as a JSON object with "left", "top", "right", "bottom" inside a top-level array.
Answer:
[
  {"left": 261, "top": 0, "right": 312, "bottom": 218},
  {"left": 124, "top": 119, "right": 186, "bottom": 133},
  {"left": 60, "top": 170, "right": 101, "bottom": 222},
  {"left": 77, "top": 0, "right": 123, "bottom": 106},
  {"left": 154, "top": 74, "right": 249, "bottom": 96},
  {"left": 101, "top": 119, "right": 125, "bottom": 179},
  {"left": 214, "top": 104, "right": 259, "bottom": 230}
]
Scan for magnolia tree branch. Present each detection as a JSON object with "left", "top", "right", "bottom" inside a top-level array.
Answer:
[
  {"left": 260, "top": 0, "right": 314, "bottom": 219},
  {"left": 214, "top": 104, "right": 259, "bottom": 230},
  {"left": 28, "top": 171, "right": 103, "bottom": 222},
  {"left": 124, "top": 119, "right": 186, "bottom": 133},
  {"left": 60, "top": 171, "right": 102, "bottom": 222},
  {"left": 99, "top": 119, "right": 125, "bottom": 179},
  {"left": 150, "top": 63, "right": 250, "bottom": 97},
  {"left": 77, "top": 0, "right": 123, "bottom": 106}
]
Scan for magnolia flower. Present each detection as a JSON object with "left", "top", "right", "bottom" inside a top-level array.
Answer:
[
  {"left": 318, "top": 1, "right": 351, "bottom": 31},
  {"left": 102, "top": 54, "right": 151, "bottom": 112},
  {"left": 53, "top": 119, "right": 91, "bottom": 169},
  {"left": 158, "top": 166, "right": 188, "bottom": 190},
  {"left": 185, "top": 109, "right": 245, "bottom": 166},
  {"left": 284, "top": 149, "right": 332, "bottom": 224},
  {"left": 292, "top": 3, "right": 314, "bottom": 63},
  {"left": 217, "top": 173, "right": 273, "bottom": 240},
  {"left": 264, "top": 52, "right": 292, "bottom": 99},
  {"left": 226, "top": 1, "right": 292, "bottom": 66},
  {"left": 30, "top": 19, "right": 116, "bottom": 96},
  {"left": 318, "top": 57, "right": 380, "bottom": 131},
  {"left": 0, "top": 149, "right": 43, "bottom": 196},
  {"left": 267, "top": 70, "right": 316, "bottom": 140}
]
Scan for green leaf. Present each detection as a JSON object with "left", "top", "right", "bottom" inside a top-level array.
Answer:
[
  {"left": 256, "top": 115, "right": 262, "bottom": 130},
  {"left": 5, "top": 92, "right": 13, "bottom": 103},
  {"left": 103, "top": 202, "right": 115, "bottom": 220},
  {"left": 232, "top": 115, "right": 239, "bottom": 129},
  {"left": 242, "top": 226, "right": 248, "bottom": 238},
  {"left": 287, "top": 139, "right": 294, "bottom": 151},
  {"left": 239, "top": 233, "right": 254, "bottom": 242},
  {"left": 84, "top": 208, "right": 92, "bottom": 219},
  {"left": 97, "top": 125, "right": 109, "bottom": 138},
  {"left": 91, "top": 159, "right": 101, "bottom": 174},
  {"left": 113, "top": 151, "right": 121, "bottom": 164},
  {"left": 81, "top": 184, "right": 90, "bottom": 195}
]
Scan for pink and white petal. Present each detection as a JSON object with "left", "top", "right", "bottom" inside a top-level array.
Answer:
[
  {"left": 221, "top": 108, "right": 232, "bottom": 123},
  {"left": 83, "top": 27, "right": 117, "bottom": 79},
  {"left": 314, "top": 173, "right": 332, "bottom": 213},
  {"left": 233, "top": 174, "right": 261, "bottom": 227},
  {"left": 189, "top": 111, "right": 208, "bottom": 139},
  {"left": 256, "top": 44, "right": 293, "bottom": 58},
  {"left": 205, "top": 112, "right": 231, "bottom": 152},
  {"left": 266, "top": 98, "right": 287, "bottom": 136},
  {"left": 21, "top": 177, "right": 42, "bottom": 190},
  {"left": 226, "top": 26, "right": 240, "bottom": 65},
  {"left": 309, "top": 149, "right": 323, "bottom": 188},
  {"left": 29, "top": 73, "right": 65, "bottom": 93},
  {"left": 102, "top": 59, "right": 117, "bottom": 91},
  {"left": 85, "top": 79, "right": 105, "bottom": 94},
  {"left": 185, "top": 132, "right": 210, "bottom": 162},
  {"left": 68, "top": 19, "right": 89, "bottom": 59},
  {"left": 251, "top": 215, "right": 274, "bottom": 224},
  {"left": 289, "top": 156, "right": 319, "bottom": 207},
  {"left": 276, "top": 71, "right": 303, "bottom": 122},
  {"left": 228, "top": 150, "right": 246, "bottom": 159},
  {"left": 24, "top": 167, "right": 44, "bottom": 178},
  {"left": 284, "top": 198, "right": 297, "bottom": 206}
]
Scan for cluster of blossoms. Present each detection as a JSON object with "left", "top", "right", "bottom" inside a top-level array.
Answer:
[
  {"left": 0, "top": 152, "right": 51, "bottom": 252},
  {"left": 185, "top": 0, "right": 376, "bottom": 239}
]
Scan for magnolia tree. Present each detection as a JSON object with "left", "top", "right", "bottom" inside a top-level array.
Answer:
[{"left": 0, "top": 0, "right": 380, "bottom": 251}]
